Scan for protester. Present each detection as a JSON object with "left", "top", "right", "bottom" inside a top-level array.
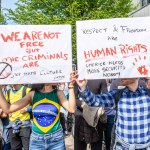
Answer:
[
  {"left": 110, "top": 78, "right": 146, "bottom": 90},
  {"left": 76, "top": 77, "right": 150, "bottom": 150},
  {"left": 3, "top": 84, "right": 31, "bottom": 150},
  {"left": 0, "top": 85, "right": 11, "bottom": 150},
  {"left": 74, "top": 79, "right": 108, "bottom": 150},
  {"left": 0, "top": 72, "right": 76, "bottom": 150}
]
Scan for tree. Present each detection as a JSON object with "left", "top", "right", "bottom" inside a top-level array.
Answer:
[
  {"left": 5, "top": 0, "right": 135, "bottom": 62},
  {"left": 0, "top": 13, "right": 6, "bottom": 24},
  {"left": 0, "top": 10, "right": 7, "bottom": 24},
  {"left": 0, "top": 0, "right": 6, "bottom": 24}
]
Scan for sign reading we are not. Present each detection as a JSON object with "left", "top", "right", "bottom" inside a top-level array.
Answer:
[
  {"left": 0, "top": 25, "right": 72, "bottom": 84},
  {"left": 76, "top": 17, "right": 150, "bottom": 80}
]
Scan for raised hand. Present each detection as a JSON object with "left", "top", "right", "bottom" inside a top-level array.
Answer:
[
  {"left": 75, "top": 79, "right": 87, "bottom": 91},
  {"left": 72, "top": 71, "right": 87, "bottom": 91}
]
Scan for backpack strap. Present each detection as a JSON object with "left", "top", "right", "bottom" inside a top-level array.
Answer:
[
  {"left": 110, "top": 88, "right": 126, "bottom": 148},
  {"left": 7, "top": 86, "right": 28, "bottom": 103},
  {"left": 114, "top": 88, "right": 125, "bottom": 110},
  {"left": 6, "top": 89, "right": 11, "bottom": 103},
  {"left": 114, "top": 88, "right": 125, "bottom": 122},
  {"left": 22, "top": 86, "right": 28, "bottom": 98}
]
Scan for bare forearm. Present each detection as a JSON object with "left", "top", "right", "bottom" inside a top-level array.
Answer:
[
  {"left": 0, "top": 90, "right": 32, "bottom": 114},
  {"left": 68, "top": 88, "right": 76, "bottom": 113},
  {"left": 0, "top": 90, "right": 10, "bottom": 113}
]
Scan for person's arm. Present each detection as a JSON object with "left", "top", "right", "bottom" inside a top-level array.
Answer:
[
  {"left": 20, "top": 105, "right": 32, "bottom": 113},
  {"left": 58, "top": 72, "right": 76, "bottom": 113},
  {"left": 58, "top": 85, "right": 76, "bottom": 113},
  {"left": 75, "top": 78, "right": 116, "bottom": 107},
  {"left": 79, "top": 86, "right": 116, "bottom": 107},
  {"left": 0, "top": 89, "right": 33, "bottom": 114}
]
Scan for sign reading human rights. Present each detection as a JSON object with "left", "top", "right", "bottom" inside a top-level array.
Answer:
[
  {"left": 76, "top": 17, "right": 150, "bottom": 79},
  {"left": 0, "top": 25, "right": 72, "bottom": 84}
]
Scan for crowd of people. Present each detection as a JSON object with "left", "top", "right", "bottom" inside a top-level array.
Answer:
[{"left": 0, "top": 75, "right": 150, "bottom": 150}]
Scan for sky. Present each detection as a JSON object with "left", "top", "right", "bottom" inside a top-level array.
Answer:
[
  {"left": 1, "top": 0, "right": 16, "bottom": 24},
  {"left": 2, "top": 0, "right": 16, "bottom": 10}
]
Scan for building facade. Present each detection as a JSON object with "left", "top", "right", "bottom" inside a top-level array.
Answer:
[{"left": 131, "top": 0, "right": 150, "bottom": 17}]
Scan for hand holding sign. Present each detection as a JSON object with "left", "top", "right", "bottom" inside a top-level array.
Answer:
[{"left": 74, "top": 71, "right": 88, "bottom": 91}]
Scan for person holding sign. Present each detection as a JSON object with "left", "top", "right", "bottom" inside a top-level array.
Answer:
[
  {"left": 0, "top": 72, "right": 76, "bottom": 150},
  {"left": 74, "top": 79, "right": 108, "bottom": 150},
  {"left": 75, "top": 77, "right": 150, "bottom": 150}
]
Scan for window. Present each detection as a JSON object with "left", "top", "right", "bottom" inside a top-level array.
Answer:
[
  {"left": 142, "top": 0, "right": 147, "bottom": 6},
  {"left": 142, "top": 0, "right": 150, "bottom": 6}
]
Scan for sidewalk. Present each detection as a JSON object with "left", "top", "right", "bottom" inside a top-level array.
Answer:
[
  {"left": 65, "top": 134, "right": 90, "bottom": 150},
  {"left": 65, "top": 135, "right": 74, "bottom": 150}
]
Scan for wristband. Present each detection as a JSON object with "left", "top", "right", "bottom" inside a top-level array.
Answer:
[{"left": 68, "top": 86, "right": 74, "bottom": 89}]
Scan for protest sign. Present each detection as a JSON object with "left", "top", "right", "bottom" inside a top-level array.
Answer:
[
  {"left": 76, "top": 17, "right": 150, "bottom": 79},
  {"left": 0, "top": 25, "right": 72, "bottom": 84}
]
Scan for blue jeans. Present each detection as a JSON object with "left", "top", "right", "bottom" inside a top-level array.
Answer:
[
  {"left": 3, "top": 143, "right": 11, "bottom": 150},
  {"left": 29, "top": 128, "right": 66, "bottom": 150}
]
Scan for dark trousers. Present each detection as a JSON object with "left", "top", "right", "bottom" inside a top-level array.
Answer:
[
  {"left": 74, "top": 139, "right": 102, "bottom": 150},
  {"left": 9, "top": 127, "right": 31, "bottom": 150},
  {"left": 74, "top": 115, "right": 102, "bottom": 150},
  {"left": 2, "top": 142, "right": 11, "bottom": 150},
  {"left": 104, "top": 115, "right": 115, "bottom": 150},
  {"left": 0, "top": 138, "right": 3, "bottom": 150},
  {"left": 60, "top": 112, "right": 66, "bottom": 132}
]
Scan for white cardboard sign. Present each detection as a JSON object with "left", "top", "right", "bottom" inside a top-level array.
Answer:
[
  {"left": 0, "top": 25, "right": 72, "bottom": 84},
  {"left": 76, "top": 17, "right": 150, "bottom": 79}
]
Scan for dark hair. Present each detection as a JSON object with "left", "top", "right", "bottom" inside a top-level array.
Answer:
[
  {"left": 52, "top": 85, "right": 57, "bottom": 90},
  {"left": 30, "top": 84, "right": 44, "bottom": 91}
]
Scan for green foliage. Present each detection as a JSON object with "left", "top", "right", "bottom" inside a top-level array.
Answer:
[
  {"left": 0, "top": 12, "right": 7, "bottom": 24},
  {"left": 5, "top": 0, "right": 135, "bottom": 62}
]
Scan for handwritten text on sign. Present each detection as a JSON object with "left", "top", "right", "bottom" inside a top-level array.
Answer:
[
  {"left": 76, "top": 17, "right": 150, "bottom": 79},
  {"left": 0, "top": 25, "right": 72, "bottom": 84}
]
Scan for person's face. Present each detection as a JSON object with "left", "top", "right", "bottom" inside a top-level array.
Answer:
[
  {"left": 44, "top": 83, "right": 52, "bottom": 86},
  {"left": 13, "top": 84, "right": 21, "bottom": 90},
  {"left": 121, "top": 78, "right": 137, "bottom": 86}
]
